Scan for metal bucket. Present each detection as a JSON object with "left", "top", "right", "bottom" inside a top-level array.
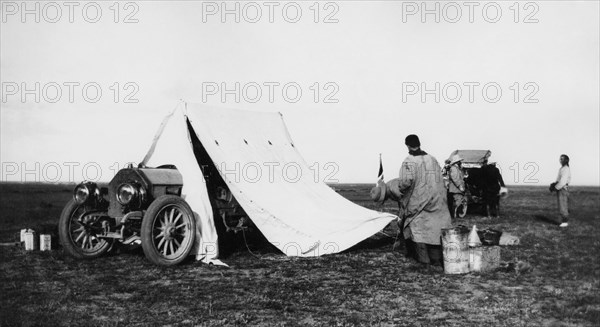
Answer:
[
  {"left": 477, "top": 229, "right": 503, "bottom": 246},
  {"left": 442, "top": 226, "right": 470, "bottom": 274}
]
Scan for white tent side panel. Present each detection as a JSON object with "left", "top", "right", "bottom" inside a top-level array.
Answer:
[
  {"left": 142, "top": 108, "right": 220, "bottom": 263},
  {"left": 185, "top": 105, "right": 397, "bottom": 257}
]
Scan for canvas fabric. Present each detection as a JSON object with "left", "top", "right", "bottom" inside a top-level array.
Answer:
[
  {"left": 143, "top": 104, "right": 397, "bottom": 259},
  {"left": 142, "top": 108, "right": 221, "bottom": 264}
]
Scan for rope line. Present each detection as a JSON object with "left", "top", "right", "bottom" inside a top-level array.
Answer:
[{"left": 241, "top": 228, "right": 262, "bottom": 259}]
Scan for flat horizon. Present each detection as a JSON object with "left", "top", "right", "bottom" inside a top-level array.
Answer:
[{"left": 1, "top": 181, "right": 598, "bottom": 188}]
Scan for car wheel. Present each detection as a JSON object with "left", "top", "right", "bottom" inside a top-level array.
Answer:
[
  {"left": 141, "top": 195, "right": 196, "bottom": 266},
  {"left": 58, "top": 199, "right": 111, "bottom": 259},
  {"left": 457, "top": 203, "right": 468, "bottom": 218}
]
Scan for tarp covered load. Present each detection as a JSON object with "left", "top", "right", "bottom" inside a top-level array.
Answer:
[
  {"left": 143, "top": 104, "right": 397, "bottom": 262},
  {"left": 448, "top": 150, "right": 492, "bottom": 168}
]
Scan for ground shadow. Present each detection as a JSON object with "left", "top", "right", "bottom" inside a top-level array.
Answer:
[
  {"left": 533, "top": 214, "right": 558, "bottom": 226},
  {"left": 344, "top": 235, "right": 396, "bottom": 253},
  {"left": 218, "top": 227, "right": 282, "bottom": 258}
]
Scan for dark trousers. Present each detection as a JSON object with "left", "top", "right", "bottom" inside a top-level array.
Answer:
[
  {"left": 483, "top": 190, "right": 500, "bottom": 217},
  {"left": 405, "top": 239, "right": 443, "bottom": 266}
]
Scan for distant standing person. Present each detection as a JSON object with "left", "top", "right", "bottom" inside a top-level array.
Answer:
[
  {"left": 448, "top": 155, "right": 466, "bottom": 218},
  {"left": 481, "top": 160, "right": 506, "bottom": 218},
  {"left": 441, "top": 159, "right": 451, "bottom": 189},
  {"left": 397, "top": 134, "right": 452, "bottom": 266},
  {"left": 550, "top": 154, "right": 571, "bottom": 227}
]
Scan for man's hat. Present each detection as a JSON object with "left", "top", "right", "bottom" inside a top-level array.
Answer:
[
  {"left": 405, "top": 134, "right": 420, "bottom": 148},
  {"left": 450, "top": 154, "right": 464, "bottom": 165},
  {"left": 370, "top": 180, "right": 387, "bottom": 203},
  {"left": 499, "top": 186, "right": 509, "bottom": 199}
]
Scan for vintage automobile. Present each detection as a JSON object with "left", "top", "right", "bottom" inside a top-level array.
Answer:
[
  {"left": 446, "top": 150, "right": 506, "bottom": 216},
  {"left": 59, "top": 119, "right": 254, "bottom": 266},
  {"left": 58, "top": 162, "right": 250, "bottom": 266}
]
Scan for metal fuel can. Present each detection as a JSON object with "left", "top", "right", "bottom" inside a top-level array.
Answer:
[
  {"left": 24, "top": 230, "right": 37, "bottom": 251},
  {"left": 40, "top": 234, "right": 52, "bottom": 251}
]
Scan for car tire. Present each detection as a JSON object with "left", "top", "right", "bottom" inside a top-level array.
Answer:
[
  {"left": 141, "top": 195, "right": 196, "bottom": 266},
  {"left": 457, "top": 203, "right": 468, "bottom": 218},
  {"left": 58, "top": 199, "right": 111, "bottom": 259}
]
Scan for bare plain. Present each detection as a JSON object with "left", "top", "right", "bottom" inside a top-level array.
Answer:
[{"left": 0, "top": 183, "right": 599, "bottom": 326}]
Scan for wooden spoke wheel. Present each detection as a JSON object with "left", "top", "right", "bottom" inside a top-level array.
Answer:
[
  {"left": 141, "top": 195, "right": 196, "bottom": 266},
  {"left": 58, "top": 200, "right": 111, "bottom": 259}
]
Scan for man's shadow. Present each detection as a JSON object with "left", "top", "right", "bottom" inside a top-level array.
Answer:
[{"left": 533, "top": 214, "right": 558, "bottom": 226}]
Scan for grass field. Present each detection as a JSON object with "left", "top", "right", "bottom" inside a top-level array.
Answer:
[{"left": 1, "top": 183, "right": 599, "bottom": 326}]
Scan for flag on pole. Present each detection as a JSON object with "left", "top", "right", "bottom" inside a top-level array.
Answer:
[
  {"left": 377, "top": 153, "right": 384, "bottom": 181},
  {"left": 372, "top": 153, "right": 387, "bottom": 201}
]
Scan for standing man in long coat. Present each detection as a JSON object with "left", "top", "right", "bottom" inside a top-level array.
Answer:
[{"left": 398, "top": 134, "right": 452, "bottom": 266}]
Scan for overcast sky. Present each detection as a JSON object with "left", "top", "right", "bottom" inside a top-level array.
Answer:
[{"left": 1, "top": 1, "right": 599, "bottom": 185}]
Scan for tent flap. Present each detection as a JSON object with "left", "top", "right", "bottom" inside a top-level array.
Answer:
[{"left": 145, "top": 104, "right": 397, "bottom": 259}]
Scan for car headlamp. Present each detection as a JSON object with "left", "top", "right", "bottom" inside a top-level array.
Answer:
[
  {"left": 116, "top": 183, "right": 145, "bottom": 208},
  {"left": 73, "top": 182, "right": 99, "bottom": 205},
  {"left": 117, "top": 183, "right": 137, "bottom": 205}
]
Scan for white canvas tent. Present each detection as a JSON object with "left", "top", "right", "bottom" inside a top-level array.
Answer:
[{"left": 142, "top": 103, "right": 397, "bottom": 263}]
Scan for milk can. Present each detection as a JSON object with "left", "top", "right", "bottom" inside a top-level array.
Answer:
[{"left": 441, "top": 226, "right": 470, "bottom": 274}]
